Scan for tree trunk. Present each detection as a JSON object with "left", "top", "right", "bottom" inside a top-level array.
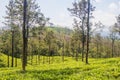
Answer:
[
  {"left": 8, "top": 52, "right": 9, "bottom": 67},
  {"left": 52, "top": 53, "right": 54, "bottom": 64},
  {"left": 49, "top": 44, "right": 51, "bottom": 64},
  {"left": 82, "top": 38, "right": 85, "bottom": 62},
  {"left": 36, "top": 54, "right": 38, "bottom": 65},
  {"left": 22, "top": 0, "right": 27, "bottom": 71},
  {"left": 11, "top": 31, "right": 14, "bottom": 67},
  {"left": 62, "top": 43, "right": 65, "bottom": 62},
  {"left": 81, "top": 17, "right": 85, "bottom": 62},
  {"left": 15, "top": 57, "right": 17, "bottom": 67},
  {"left": 38, "top": 52, "right": 40, "bottom": 64},
  {"left": 26, "top": 12, "right": 29, "bottom": 66},
  {"left": 76, "top": 52, "right": 78, "bottom": 61},
  {"left": 96, "top": 42, "right": 99, "bottom": 58},
  {"left": 86, "top": 0, "right": 90, "bottom": 64},
  {"left": 31, "top": 54, "right": 33, "bottom": 65},
  {"left": 112, "top": 39, "right": 114, "bottom": 57},
  {"left": 15, "top": 49, "right": 18, "bottom": 67}
]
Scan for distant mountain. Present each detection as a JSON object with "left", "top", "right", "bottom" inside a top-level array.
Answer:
[{"left": 46, "top": 26, "right": 73, "bottom": 35}]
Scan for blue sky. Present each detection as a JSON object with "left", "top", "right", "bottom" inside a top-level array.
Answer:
[{"left": 0, "top": 0, "right": 120, "bottom": 29}]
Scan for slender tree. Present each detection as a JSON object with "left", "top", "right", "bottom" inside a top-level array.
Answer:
[
  {"left": 11, "top": 30, "right": 14, "bottom": 67},
  {"left": 45, "top": 30, "right": 55, "bottom": 64},
  {"left": 109, "top": 26, "right": 117, "bottom": 57},
  {"left": 94, "top": 33, "right": 102, "bottom": 58},
  {"left": 4, "top": 0, "right": 16, "bottom": 67},
  {"left": 68, "top": 0, "right": 87, "bottom": 62},
  {"left": 68, "top": 0, "right": 95, "bottom": 63},
  {"left": 22, "top": 0, "right": 27, "bottom": 71},
  {"left": 85, "top": 0, "right": 90, "bottom": 64}
]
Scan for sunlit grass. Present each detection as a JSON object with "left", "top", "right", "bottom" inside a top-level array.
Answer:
[{"left": 0, "top": 53, "right": 120, "bottom": 80}]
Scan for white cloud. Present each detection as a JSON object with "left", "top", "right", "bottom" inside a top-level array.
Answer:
[
  {"left": 92, "top": 10, "right": 117, "bottom": 36},
  {"left": 93, "top": 10, "right": 116, "bottom": 26},
  {"left": 108, "top": 3, "right": 118, "bottom": 13},
  {"left": 50, "top": 12, "right": 73, "bottom": 29},
  {"left": 51, "top": 9, "right": 117, "bottom": 29},
  {"left": 119, "top": 1, "right": 120, "bottom": 5}
]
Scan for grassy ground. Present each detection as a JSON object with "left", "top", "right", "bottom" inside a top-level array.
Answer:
[{"left": 0, "top": 53, "right": 120, "bottom": 80}]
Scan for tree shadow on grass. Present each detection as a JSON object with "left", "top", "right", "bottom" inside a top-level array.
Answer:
[{"left": 17, "top": 67, "right": 81, "bottom": 80}]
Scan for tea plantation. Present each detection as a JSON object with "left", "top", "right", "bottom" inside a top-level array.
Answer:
[{"left": 0, "top": 53, "right": 120, "bottom": 80}]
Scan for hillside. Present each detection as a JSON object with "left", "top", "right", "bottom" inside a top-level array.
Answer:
[
  {"left": 0, "top": 53, "right": 120, "bottom": 80},
  {"left": 46, "top": 26, "right": 73, "bottom": 35}
]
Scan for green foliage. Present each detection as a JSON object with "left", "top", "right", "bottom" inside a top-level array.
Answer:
[{"left": 0, "top": 26, "right": 73, "bottom": 57}]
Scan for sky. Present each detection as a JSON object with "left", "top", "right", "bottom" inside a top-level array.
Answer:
[{"left": 0, "top": 0, "right": 120, "bottom": 29}]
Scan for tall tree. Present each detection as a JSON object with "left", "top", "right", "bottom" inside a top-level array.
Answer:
[
  {"left": 14, "top": 0, "right": 46, "bottom": 70},
  {"left": 86, "top": 0, "right": 90, "bottom": 64},
  {"left": 0, "top": 30, "right": 11, "bottom": 67},
  {"left": 68, "top": 0, "right": 87, "bottom": 62},
  {"left": 109, "top": 26, "right": 117, "bottom": 57},
  {"left": 45, "top": 30, "right": 55, "bottom": 64},
  {"left": 22, "top": 0, "right": 27, "bottom": 71},
  {"left": 4, "top": 0, "right": 17, "bottom": 67},
  {"left": 68, "top": 0, "right": 95, "bottom": 63},
  {"left": 71, "top": 30, "right": 80, "bottom": 61},
  {"left": 94, "top": 33, "right": 102, "bottom": 58}
]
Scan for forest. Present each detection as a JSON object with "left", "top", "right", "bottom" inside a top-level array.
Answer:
[{"left": 0, "top": 0, "right": 120, "bottom": 80}]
